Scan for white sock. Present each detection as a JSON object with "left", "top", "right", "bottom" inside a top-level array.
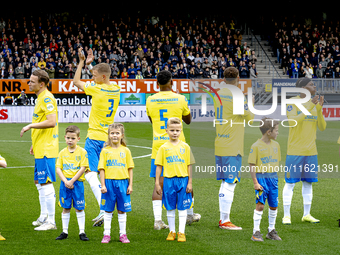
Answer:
[
  {"left": 118, "top": 213, "right": 127, "bottom": 236},
  {"left": 153, "top": 200, "right": 162, "bottom": 221},
  {"left": 85, "top": 172, "right": 102, "bottom": 208},
  {"left": 187, "top": 198, "right": 194, "bottom": 215},
  {"left": 43, "top": 184, "right": 55, "bottom": 224},
  {"left": 167, "top": 210, "right": 176, "bottom": 233},
  {"left": 282, "top": 182, "right": 295, "bottom": 218},
  {"left": 36, "top": 184, "right": 48, "bottom": 220},
  {"left": 76, "top": 211, "right": 85, "bottom": 234},
  {"left": 103, "top": 212, "right": 113, "bottom": 236},
  {"left": 253, "top": 209, "right": 263, "bottom": 234},
  {"left": 268, "top": 209, "right": 277, "bottom": 232},
  {"left": 62, "top": 212, "right": 70, "bottom": 234},
  {"left": 219, "top": 181, "right": 236, "bottom": 223},
  {"left": 178, "top": 210, "right": 187, "bottom": 234},
  {"left": 302, "top": 181, "right": 313, "bottom": 217}
]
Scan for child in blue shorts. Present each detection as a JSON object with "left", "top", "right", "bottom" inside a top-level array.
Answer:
[
  {"left": 248, "top": 118, "right": 282, "bottom": 242},
  {"left": 56, "top": 125, "right": 89, "bottom": 241},
  {"left": 155, "top": 117, "right": 194, "bottom": 242},
  {"left": 98, "top": 123, "right": 134, "bottom": 244}
]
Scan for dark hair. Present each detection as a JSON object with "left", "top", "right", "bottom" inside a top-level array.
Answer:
[
  {"left": 65, "top": 125, "right": 80, "bottom": 137},
  {"left": 157, "top": 70, "right": 172, "bottom": 86},
  {"left": 296, "top": 77, "right": 312, "bottom": 88},
  {"left": 260, "top": 117, "right": 279, "bottom": 135}
]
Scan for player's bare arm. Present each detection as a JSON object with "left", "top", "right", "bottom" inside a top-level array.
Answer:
[
  {"left": 182, "top": 113, "right": 191, "bottom": 125},
  {"left": 20, "top": 113, "right": 57, "bottom": 137},
  {"left": 73, "top": 47, "right": 87, "bottom": 91},
  {"left": 250, "top": 164, "right": 263, "bottom": 191}
]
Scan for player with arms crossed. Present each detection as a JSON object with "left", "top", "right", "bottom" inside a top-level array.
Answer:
[
  {"left": 73, "top": 47, "right": 120, "bottom": 226},
  {"left": 146, "top": 70, "right": 199, "bottom": 229},
  {"left": 249, "top": 118, "right": 282, "bottom": 242},
  {"left": 20, "top": 69, "right": 59, "bottom": 231},
  {"left": 55, "top": 125, "right": 89, "bottom": 241},
  {"left": 214, "top": 67, "right": 254, "bottom": 230},
  {"left": 282, "top": 77, "right": 326, "bottom": 225}
]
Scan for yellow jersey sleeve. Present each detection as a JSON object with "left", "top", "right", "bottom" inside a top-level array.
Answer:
[
  {"left": 84, "top": 81, "right": 121, "bottom": 141},
  {"left": 155, "top": 141, "right": 191, "bottom": 178},
  {"left": 286, "top": 97, "right": 320, "bottom": 156},
  {"left": 31, "top": 89, "right": 59, "bottom": 159},
  {"left": 56, "top": 146, "right": 88, "bottom": 181},
  {"left": 98, "top": 146, "right": 134, "bottom": 180},
  {"left": 146, "top": 91, "right": 190, "bottom": 158}
]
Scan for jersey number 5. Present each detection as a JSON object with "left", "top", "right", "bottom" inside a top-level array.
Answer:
[
  {"left": 159, "top": 109, "right": 168, "bottom": 129},
  {"left": 106, "top": 99, "right": 115, "bottom": 117}
]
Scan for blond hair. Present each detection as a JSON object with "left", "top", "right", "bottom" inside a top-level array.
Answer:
[
  {"left": 105, "top": 123, "right": 127, "bottom": 147},
  {"left": 167, "top": 117, "right": 182, "bottom": 127},
  {"left": 93, "top": 63, "right": 111, "bottom": 76}
]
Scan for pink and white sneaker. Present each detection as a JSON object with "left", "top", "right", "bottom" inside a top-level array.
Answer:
[
  {"left": 101, "top": 235, "right": 111, "bottom": 243},
  {"left": 119, "top": 234, "right": 130, "bottom": 243}
]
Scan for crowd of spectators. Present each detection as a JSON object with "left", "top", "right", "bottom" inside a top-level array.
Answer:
[
  {"left": 268, "top": 18, "right": 340, "bottom": 79},
  {"left": 0, "top": 12, "right": 258, "bottom": 80}
]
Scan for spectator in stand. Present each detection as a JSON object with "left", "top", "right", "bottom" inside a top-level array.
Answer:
[
  {"left": 16, "top": 90, "right": 28, "bottom": 105},
  {"left": 316, "top": 64, "right": 325, "bottom": 78},
  {"left": 121, "top": 67, "right": 129, "bottom": 79},
  {"left": 3, "top": 92, "right": 13, "bottom": 105},
  {"left": 291, "top": 59, "right": 300, "bottom": 78},
  {"left": 15, "top": 62, "right": 25, "bottom": 78}
]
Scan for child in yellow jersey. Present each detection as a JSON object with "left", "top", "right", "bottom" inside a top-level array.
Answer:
[
  {"left": 98, "top": 123, "right": 134, "bottom": 244},
  {"left": 0, "top": 155, "right": 6, "bottom": 240},
  {"left": 248, "top": 118, "right": 282, "bottom": 242},
  {"left": 56, "top": 125, "right": 89, "bottom": 241},
  {"left": 155, "top": 117, "right": 194, "bottom": 242}
]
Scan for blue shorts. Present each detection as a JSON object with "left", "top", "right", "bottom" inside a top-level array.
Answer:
[
  {"left": 162, "top": 177, "right": 192, "bottom": 211},
  {"left": 84, "top": 138, "right": 105, "bottom": 173},
  {"left": 215, "top": 155, "right": 242, "bottom": 183},
  {"left": 149, "top": 159, "right": 163, "bottom": 178},
  {"left": 255, "top": 173, "right": 279, "bottom": 208},
  {"left": 34, "top": 157, "right": 56, "bottom": 184},
  {"left": 59, "top": 179, "right": 85, "bottom": 210},
  {"left": 100, "top": 179, "right": 131, "bottom": 213},
  {"left": 285, "top": 155, "right": 318, "bottom": 183}
]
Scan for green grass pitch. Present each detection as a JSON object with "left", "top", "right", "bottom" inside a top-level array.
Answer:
[{"left": 0, "top": 121, "right": 339, "bottom": 254}]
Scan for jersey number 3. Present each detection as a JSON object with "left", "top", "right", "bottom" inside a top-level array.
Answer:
[{"left": 106, "top": 99, "right": 115, "bottom": 117}]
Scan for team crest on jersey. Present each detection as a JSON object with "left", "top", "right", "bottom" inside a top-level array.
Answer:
[
  {"left": 75, "top": 156, "right": 81, "bottom": 162},
  {"left": 120, "top": 152, "right": 125, "bottom": 158},
  {"left": 180, "top": 148, "right": 185, "bottom": 154},
  {"left": 287, "top": 105, "right": 293, "bottom": 111}
]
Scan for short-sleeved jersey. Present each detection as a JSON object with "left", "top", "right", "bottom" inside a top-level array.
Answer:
[
  {"left": 31, "top": 89, "right": 59, "bottom": 159},
  {"left": 146, "top": 91, "right": 190, "bottom": 158},
  {"left": 214, "top": 87, "right": 254, "bottom": 156},
  {"left": 286, "top": 96, "right": 325, "bottom": 155},
  {"left": 56, "top": 146, "right": 88, "bottom": 181},
  {"left": 98, "top": 145, "right": 134, "bottom": 180},
  {"left": 84, "top": 81, "right": 120, "bottom": 141},
  {"left": 248, "top": 139, "right": 281, "bottom": 173},
  {"left": 155, "top": 140, "right": 195, "bottom": 178}
]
